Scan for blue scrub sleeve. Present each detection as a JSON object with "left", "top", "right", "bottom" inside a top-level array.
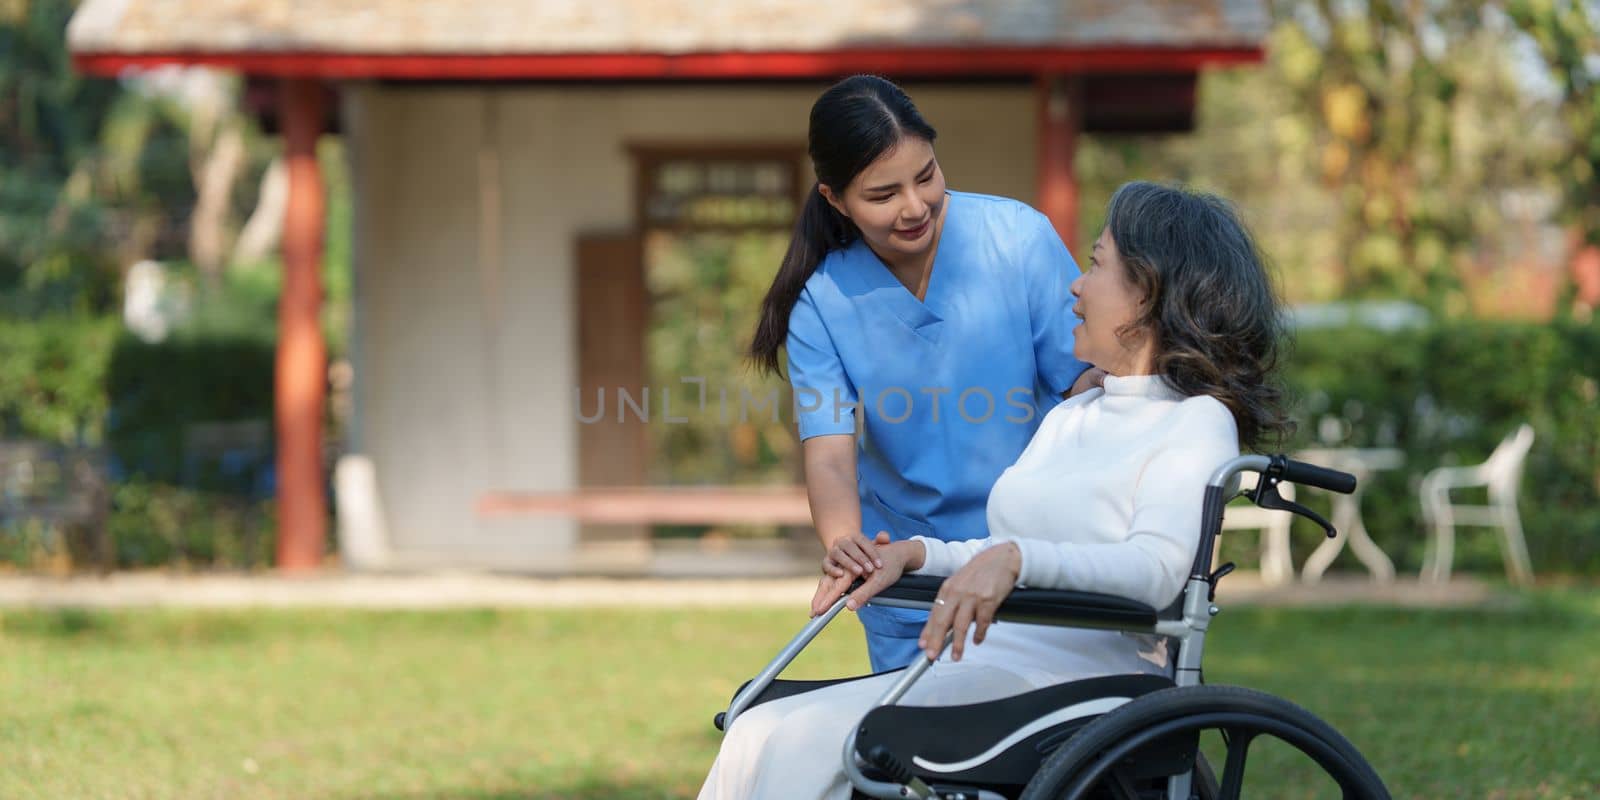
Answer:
[
  {"left": 1017, "top": 209, "right": 1090, "bottom": 395},
  {"left": 786, "top": 287, "right": 859, "bottom": 440}
]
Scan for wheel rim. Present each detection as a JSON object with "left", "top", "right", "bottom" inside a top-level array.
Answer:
[{"left": 1060, "top": 711, "right": 1381, "bottom": 800}]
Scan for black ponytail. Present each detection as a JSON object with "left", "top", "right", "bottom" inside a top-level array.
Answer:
[
  {"left": 750, "top": 187, "right": 857, "bottom": 374},
  {"left": 750, "top": 75, "right": 937, "bottom": 375}
]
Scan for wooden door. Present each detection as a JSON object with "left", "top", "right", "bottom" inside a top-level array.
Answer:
[{"left": 575, "top": 233, "right": 649, "bottom": 548}]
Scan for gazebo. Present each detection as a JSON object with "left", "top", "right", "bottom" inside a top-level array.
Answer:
[{"left": 68, "top": 0, "right": 1267, "bottom": 573}]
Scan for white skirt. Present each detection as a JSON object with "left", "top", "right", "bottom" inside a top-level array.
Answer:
[{"left": 697, "top": 660, "right": 1050, "bottom": 800}]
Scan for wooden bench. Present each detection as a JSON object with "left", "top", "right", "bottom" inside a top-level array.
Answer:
[
  {"left": 474, "top": 485, "right": 817, "bottom": 575},
  {"left": 476, "top": 485, "right": 812, "bottom": 525}
]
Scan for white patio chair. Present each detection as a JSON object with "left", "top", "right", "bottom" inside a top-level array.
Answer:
[
  {"left": 1220, "top": 472, "right": 1296, "bottom": 585},
  {"left": 1419, "top": 423, "right": 1536, "bottom": 585}
]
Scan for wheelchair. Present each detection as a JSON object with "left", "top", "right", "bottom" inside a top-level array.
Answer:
[{"left": 713, "top": 454, "right": 1393, "bottom": 799}]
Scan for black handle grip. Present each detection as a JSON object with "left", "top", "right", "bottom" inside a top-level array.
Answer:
[
  {"left": 1279, "top": 458, "right": 1358, "bottom": 494},
  {"left": 865, "top": 745, "right": 914, "bottom": 784}
]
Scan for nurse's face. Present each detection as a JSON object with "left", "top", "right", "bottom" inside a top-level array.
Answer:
[
  {"left": 820, "top": 137, "right": 947, "bottom": 263},
  {"left": 1069, "top": 229, "right": 1155, "bottom": 376}
]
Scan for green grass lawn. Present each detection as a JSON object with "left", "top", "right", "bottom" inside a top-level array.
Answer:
[{"left": 2, "top": 588, "right": 1597, "bottom": 799}]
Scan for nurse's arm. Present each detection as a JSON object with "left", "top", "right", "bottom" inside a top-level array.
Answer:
[{"left": 801, "top": 434, "right": 880, "bottom": 576}]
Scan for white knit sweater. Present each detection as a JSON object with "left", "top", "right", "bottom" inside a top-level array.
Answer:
[{"left": 909, "top": 374, "right": 1239, "bottom": 683}]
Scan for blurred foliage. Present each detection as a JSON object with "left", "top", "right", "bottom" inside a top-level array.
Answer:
[
  {"left": 0, "top": 0, "right": 198, "bottom": 317},
  {"left": 0, "top": 271, "right": 274, "bottom": 569},
  {"left": 0, "top": 0, "right": 347, "bottom": 570},
  {"left": 1278, "top": 1, "right": 1534, "bottom": 309},
  {"left": 1507, "top": 0, "right": 1600, "bottom": 247},
  {"left": 0, "top": 478, "right": 275, "bottom": 570},
  {"left": 105, "top": 478, "right": 275, "bottom": 569},
  {"left": 0, "top": 256, "right": 355, "bottom": 569},
  {"left": 0, "top": 314, "right": 117, "bottom": 445},
  {"left": 1281, "top": 318, "right": 1600, "bottom": 575},
  {"left": 645, "top": 231, "right": 798, "bottom": 539},
  {"left": 106, "top": 322, "right": 276, "bottom": 492},
  {"left": 3, "top": 0, "right": 289, "bottom": 315},
  {"left": 1078, "top": 1, "right": 1582, "bottom": 316}
]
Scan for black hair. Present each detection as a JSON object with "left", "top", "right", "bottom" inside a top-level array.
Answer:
[
  {"left": 1102, "top": 181, "right": 1294, "bottom": 450},
  {"left": 749, "top": 75, "right": 937, "bottom": 375}
]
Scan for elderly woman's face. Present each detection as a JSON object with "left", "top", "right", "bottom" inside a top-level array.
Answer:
[{"left": 1069, "top": 229, "right": 1153, "bottom": 376}]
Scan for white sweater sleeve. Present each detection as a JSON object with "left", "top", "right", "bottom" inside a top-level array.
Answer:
[
  {"left": 1010, "top": 402, "right": 1239, "bottom": 609},
  {"left": 908, "top": 536, "right": 992, "bottom": 576}
]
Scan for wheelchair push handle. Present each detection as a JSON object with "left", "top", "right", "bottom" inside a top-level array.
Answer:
[
  {"left": 1198, "top": 454, "right": 1360, "bottom": 577},
  {"left": 1276, "top": 456, "right": 1358, "bottom": 495}
]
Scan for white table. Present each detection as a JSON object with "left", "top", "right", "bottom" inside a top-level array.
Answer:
[{"left": 1295, "top": 447, "right": 1405, "bottom": 584}]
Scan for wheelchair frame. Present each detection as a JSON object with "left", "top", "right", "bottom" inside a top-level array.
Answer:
[{"left": 717, "top": 454, "right": 1382, "bottom": 800}]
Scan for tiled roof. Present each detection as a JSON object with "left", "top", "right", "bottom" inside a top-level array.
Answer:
[{"left": 70, "top": 0, "right": 1268, "bottom": 55}]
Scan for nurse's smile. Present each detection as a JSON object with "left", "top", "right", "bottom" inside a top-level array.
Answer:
[{"left": 894, "top": 218, "right": 931, "bottom": 241}]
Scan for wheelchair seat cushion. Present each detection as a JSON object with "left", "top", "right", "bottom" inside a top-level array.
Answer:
[{"left": 853, "top": 673, "right": 1176, "bottom": 791}]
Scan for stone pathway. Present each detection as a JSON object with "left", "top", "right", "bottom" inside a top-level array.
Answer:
[{"left": 0, "top": 571, "right": 1502, "bottom": 610}]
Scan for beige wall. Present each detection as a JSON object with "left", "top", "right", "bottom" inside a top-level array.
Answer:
[{"left": 344, "top": 82, "right": 1038, "bottom": 570}]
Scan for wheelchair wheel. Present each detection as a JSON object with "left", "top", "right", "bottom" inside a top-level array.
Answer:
[{"left": 1019, "top": 685, "right": 1389, "bottom": 800}]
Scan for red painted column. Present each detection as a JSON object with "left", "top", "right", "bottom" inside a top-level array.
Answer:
[
  {"left": 1037, "top": 73, "right": 1083, "bottom": 255},
  {"left": 276, "top": 79, "right": 328, "bottom": 571}
]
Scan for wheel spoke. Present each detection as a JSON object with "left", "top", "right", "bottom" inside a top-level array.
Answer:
[{"left": 1217, "top": 728, "right": 1256, "bottom": 800}]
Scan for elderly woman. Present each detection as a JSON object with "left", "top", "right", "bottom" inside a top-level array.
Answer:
[{"left": 699, "top": 181, "right": 1292, "bottom": 800}]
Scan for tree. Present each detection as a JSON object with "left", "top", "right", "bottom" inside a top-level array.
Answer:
[
  {"left": 1507, "top": 0, "right": 1600, "bottom": 315},
  {"left": 0, "top": 0, "right": 196, "bottom": 317},
  {"left": 1269, "top": 0, "right": 1553, "bottom": 313},
  {"left": 1077, "top": 4, "right": 1557, "bottom": 312}
]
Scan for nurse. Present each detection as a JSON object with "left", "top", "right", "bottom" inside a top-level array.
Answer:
[{"left": 750, "top": 75, "right": 1095, "bottom": 671}]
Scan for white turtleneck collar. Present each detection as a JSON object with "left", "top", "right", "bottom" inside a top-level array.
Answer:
[{"left": 1099, "top": 373, "right": 1184, "bottom": 402}]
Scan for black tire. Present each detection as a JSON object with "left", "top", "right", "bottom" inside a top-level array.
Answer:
[{"left": 1019, "top": 685, "right": 1389, "bottom": 800}]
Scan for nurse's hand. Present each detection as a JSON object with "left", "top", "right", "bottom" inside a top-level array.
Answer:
[
  {"left": 811, "top": 538, "right": 926, "bottom": 617},
  {"left": 918, "top": 542, "right": 1021, "bottom": 662},
  {"left": 1067, "top": 366, "right": 1108, "bottom": 398},
  {"left": 822, "top": 531, "right": 889, "bottom": 578},
  {"left": 810, "top": 570, "right": 856, "bottom": 618}
]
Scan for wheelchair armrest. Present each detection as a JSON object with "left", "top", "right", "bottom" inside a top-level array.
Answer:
[{"left": 863, "top": 575, "right": 1160, "bottom": 631}]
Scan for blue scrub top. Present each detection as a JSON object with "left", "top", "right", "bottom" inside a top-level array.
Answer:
[{"left": 786, "top": 190, "right": 1088, "bottom": 553}]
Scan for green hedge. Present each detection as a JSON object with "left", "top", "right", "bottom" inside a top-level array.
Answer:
[
  {"left": 105, "top": 329, "right": 276, "bottom": 491},
  {"left": 0, "top": 313, "right": 278, "bottom": 488},
  {"left": 1279, "top": 319, "right": 1600, "bottom": 576},
  {"left": 1, "top": 308, "right": 280, "bottom": 569},
  {"left": 0, "top": 315, "right": 119, "bottom": 446},
  {"left": 106, "top": 479, "right": 276, "bottom": 568}
]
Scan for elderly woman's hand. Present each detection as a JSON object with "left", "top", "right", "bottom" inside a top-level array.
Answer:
[
  {"left": 822, "top": 531, "right": 888, "bottom": 579},
  {"left": 918, "top": 541, "right": 1021, "bottom": 662},
  {"left": 810, "top": 536, "right": 926, "bottom": 617}
]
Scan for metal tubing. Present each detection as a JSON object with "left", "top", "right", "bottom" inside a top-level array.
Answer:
[
  {"left": 722, "top": 595, "right": 850, "bottom": 730},
  {"left": 841, "top": 632, "right": 954, "bottom": 799}
]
